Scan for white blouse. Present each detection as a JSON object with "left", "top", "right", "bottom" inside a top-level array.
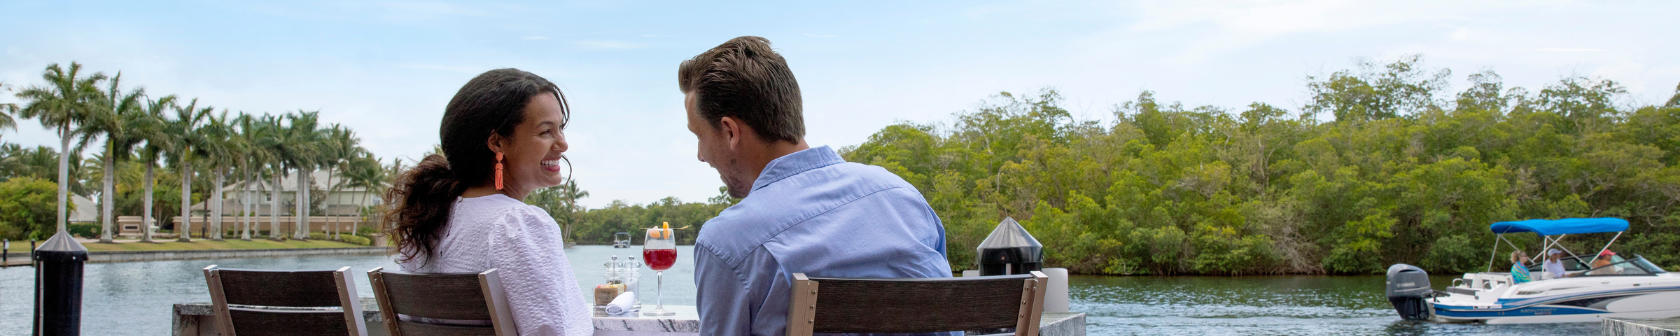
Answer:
[{"left": 398, "top": 194, "right": 592, "bottom": 336}]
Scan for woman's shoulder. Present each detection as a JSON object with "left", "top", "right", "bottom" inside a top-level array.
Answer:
[
  {"left": 460, "top": 194, "right": 558, "bottom": 231},
  {"left": 457, "top": 194, "right": 541, "bottom": 217}
]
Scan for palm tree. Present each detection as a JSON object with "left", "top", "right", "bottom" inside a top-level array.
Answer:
[
  {"left": 233, "top": 113, "right": 267, "bottom": 241},
  {"left": 136, "top": 95, "right": 175, "bottom": 243},
  {"left": 559, "top": 179, "right": 589, "bottom": 240},
  {"left": 280, "top": 111, "right": 324, "bottom": 240},
  {"left": 321, "top": 126, "right": 361, "bottom": 239},
  {"left": 341, "top": 153, "right": 383, "bottom": 238},
  {"left": 375, "top": 157, "right": 405, "bottom": 235},
  {"left": 1, "top": 81, "right": 18, "bottom": 142},
  {"left": 198, "top": 111, "right": 237, "bottom": 240},
  {"left": 256, "top": 114, "right": 287, "bottom": 240},
  {"left": 83, "top": 73, "right": 147, "bottom": 243},
  {"left": 167, "top": 98, "right": 211, "bottom": 241},
  {"left": 15, "top": 62, "right": 106, "bottom": 235}
]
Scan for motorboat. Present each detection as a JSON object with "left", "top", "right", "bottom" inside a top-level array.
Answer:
[
  {"left": 1386, "top": 218, "right": 1680, "bottom": 324},
  {"left": 612, "top": 232, "right": 631, "bottom": 248}
]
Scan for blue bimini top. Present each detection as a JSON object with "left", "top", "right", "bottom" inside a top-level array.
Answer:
[{"left": 1489, "top": 218, "right": 1629, "bottom": 236}]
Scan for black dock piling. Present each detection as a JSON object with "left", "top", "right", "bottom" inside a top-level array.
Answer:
[{"left": 33, "top": 231, "right": 87, "bottom": 336}]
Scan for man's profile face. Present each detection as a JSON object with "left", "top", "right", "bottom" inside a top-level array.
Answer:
[{"left": 686, "top": 92, "right": 750, "bottom": 198}]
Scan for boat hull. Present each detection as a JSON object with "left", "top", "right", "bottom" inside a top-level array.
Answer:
[{"left": 1431, "top": 288, "right": 1680, "bottom": 324}]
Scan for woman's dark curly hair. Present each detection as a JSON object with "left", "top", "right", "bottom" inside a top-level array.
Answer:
[{"left": 384, "top": 68, "right": 569, "bottom": 265}]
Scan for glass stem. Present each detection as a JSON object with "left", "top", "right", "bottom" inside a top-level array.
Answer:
[{"left": 656, "top": 270, "right": 665, "bottom": 310}]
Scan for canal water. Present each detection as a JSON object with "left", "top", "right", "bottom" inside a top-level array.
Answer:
[{"left": 0, "top": 246, "right": 1597, "bottom": 335}]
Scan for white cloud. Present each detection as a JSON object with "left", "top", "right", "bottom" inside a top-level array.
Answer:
[
  {"left": 572, "top": 40, "right": 647, "bottom": 50},
  {"left": 1451, "top": 28, "right": 1472, "bottom": 41}
]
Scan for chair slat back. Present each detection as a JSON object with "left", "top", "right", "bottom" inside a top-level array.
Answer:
[
  {"left": 203, "top": 265, "right": 368, "bottom": 336},
  {"left": 368, "top": 267, "right": 516, "bottom": 336},
  {"left": 225, "top": 308, "right": 353, "bottom": 336},
  {"left": 788, "top": 272, "right": 1047, "bottom": 336},
  {"left": 217, "top": 268, "right": 343, "bottom": 307}
]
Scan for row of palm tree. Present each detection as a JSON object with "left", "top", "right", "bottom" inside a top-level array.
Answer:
[{"left": 5, "top": 62, "right": 395, "bottom": 243}]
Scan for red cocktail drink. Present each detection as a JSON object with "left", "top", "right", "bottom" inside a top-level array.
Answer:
[
  {"left": 643, "top": 225, "right": 678, "bottom": 316},
  {"left": 643, "top": 249, "right": 677, "bottom": 271}
]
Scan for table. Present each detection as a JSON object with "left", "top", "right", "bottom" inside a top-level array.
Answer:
[{"left": 593, "top": 305, "right": 699, "bottom": 336}]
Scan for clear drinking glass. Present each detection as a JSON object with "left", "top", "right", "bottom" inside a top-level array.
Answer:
[{"left": 642, "top": 228, "right": 677, "bottom": 316}]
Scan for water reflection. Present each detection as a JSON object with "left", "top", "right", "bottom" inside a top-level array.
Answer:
[{"left": 1072, "top": 275, "right": 1597, "bottom": 335}]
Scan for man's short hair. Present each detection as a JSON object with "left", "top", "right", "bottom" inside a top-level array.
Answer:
[{"left": 678, "top": 36, "right": 804, "bottom": 144}]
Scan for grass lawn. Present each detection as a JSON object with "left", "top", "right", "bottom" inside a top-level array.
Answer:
[{"left": 4, "top": 239, "right": 365, "bottom": 253}]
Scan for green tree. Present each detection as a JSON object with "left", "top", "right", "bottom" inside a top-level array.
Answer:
[
  {"left": 525, "top": 179, "right": 589, "bottom": 241},
  {"left": 197, "top": 110, "right": 237, "bottom": 240},
  {"left": 15, "top": 62, "right": 106, "bottom": 235},
  {"left": 0, "top": 81, "right": 17, "bottom": 142},
  {"left": 340, "top": 153, "right": 384, "bottom": 238},
  {"left": 0, "top": 177, "right": 67, "bottom": 240},
  {"left": 83, "top": 73, "right": 149, "bottom": 242},
  {"left": 136, "top": 95, "right": 176, "bottom": 242},
  {"left": 165, "top": 98, "right": 211, "bottom": 241}
]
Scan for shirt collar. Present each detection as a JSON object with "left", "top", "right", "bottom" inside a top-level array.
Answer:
[{"left": 752, "top": 146, "right": 843, "bottom": 191}]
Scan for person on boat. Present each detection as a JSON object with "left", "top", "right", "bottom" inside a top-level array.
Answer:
[
  {"left": 1542, "top": 249, "right": 1567, "bottom": 279},
  {"left": 386, "top": 69, "right": 591, "bottom": 336},
  {"left": 1588, "top": 250, "right": 1619, "bottom": 276},
  {"left": 678, "top": 36, "right": 954, "bottom": 336},
  {"left": 1511, "top": 250, "right": 1532, "bottom": 284}
]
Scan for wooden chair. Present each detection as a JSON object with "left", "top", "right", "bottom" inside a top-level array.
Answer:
[
  {"left": 786, "top": 271, "right": 1049, "bottom": 336},
  {"left": 366, "top": 267, "right": 516, "bottom": 336},
  {"left": 202, "top": 265, "right": 369, "bottom": 336}
]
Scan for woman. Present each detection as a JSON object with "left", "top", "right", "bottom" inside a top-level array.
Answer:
[
  {"left": 386, "top": 68, "right": 589, "bottom": 336},
  {"left": 1510, "top": 250, "right": 1531, "bottom": 284}
]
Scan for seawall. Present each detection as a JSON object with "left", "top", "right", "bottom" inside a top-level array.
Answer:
[{"left": 1, "top": 247, "right": 389, "bottom": 265}]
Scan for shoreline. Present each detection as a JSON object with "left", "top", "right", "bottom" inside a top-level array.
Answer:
[{"left": 2, "top": 246, "right": 390, "bottom": 265}]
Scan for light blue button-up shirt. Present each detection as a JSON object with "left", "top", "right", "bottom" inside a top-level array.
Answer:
[{"left": 693, "top": 146, "right": 954, "bottom": 336}]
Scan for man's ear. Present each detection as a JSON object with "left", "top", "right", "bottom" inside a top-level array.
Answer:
[
  {"left": 486, "top": 132, "right": 506, "bottom": 155},
  {"left": 719, "top": 116, "right": 742, "bottom": 151}
]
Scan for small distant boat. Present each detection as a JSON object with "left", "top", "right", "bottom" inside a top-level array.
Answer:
[
  {"left": 612, "top": 232, "right": 631, "bottom": 248},
  {"left": 1386, "top": 218, "right": 1680, "bottom": 324}
]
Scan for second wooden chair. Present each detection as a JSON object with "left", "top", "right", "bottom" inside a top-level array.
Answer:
[
  {"left": 786, "top": 271, "right": 1049, "bottom": 336},
  {"left": 366, "top": 267, "right": 516, "bottom": 336}
]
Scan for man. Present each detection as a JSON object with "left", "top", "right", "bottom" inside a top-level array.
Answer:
[
  {"left": 679, "top": 36, "right": 954, "bottom": 336},
  {"left": 1542, "top": 249, "right": 1566, "bottom": 279},
  {"left": 1588, "top": 250, "right": 1619, "bottom": 276}
]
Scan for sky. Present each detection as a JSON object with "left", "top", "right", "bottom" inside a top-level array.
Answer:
[{"left": 2, "top": 0, "right": 1677, "bottom": 208}]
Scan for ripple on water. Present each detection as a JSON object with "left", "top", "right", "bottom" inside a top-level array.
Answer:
[{"left": 1072, "top": 275, "right": 1599, "bottom": 335}]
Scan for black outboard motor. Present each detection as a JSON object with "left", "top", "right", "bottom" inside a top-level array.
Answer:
[
  {"left": 1385, "top": 263, "right": 1433, "bottom": 321},
  {"left": 976, "top": 217, "right": 1043, "bottom": 276}
]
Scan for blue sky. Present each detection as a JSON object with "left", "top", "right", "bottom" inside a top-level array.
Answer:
[{"left": 2, "top": 0, "right": 1677, "bottom": 208}]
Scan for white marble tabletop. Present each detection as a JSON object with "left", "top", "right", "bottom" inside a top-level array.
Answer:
[{"left": 592, "top": 305, "right": 700, "bottom": 336}]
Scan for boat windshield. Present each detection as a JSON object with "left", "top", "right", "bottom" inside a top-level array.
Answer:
[{"left": 1581, "top": 255, "right": 1668, "bottom": 276}]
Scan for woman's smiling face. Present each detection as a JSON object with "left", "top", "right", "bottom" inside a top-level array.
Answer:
[{"left": 497, "top": 92, "right": 569, "bottom": 196}]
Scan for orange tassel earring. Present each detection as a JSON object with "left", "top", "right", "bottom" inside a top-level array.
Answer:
[{"left": 495, "top": 153, "right": 505, "bottom": 190}]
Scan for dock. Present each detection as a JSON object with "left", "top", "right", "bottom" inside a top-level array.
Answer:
[{"left": 1605, "top": 317, "right": 1680, "bottom": 336}]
